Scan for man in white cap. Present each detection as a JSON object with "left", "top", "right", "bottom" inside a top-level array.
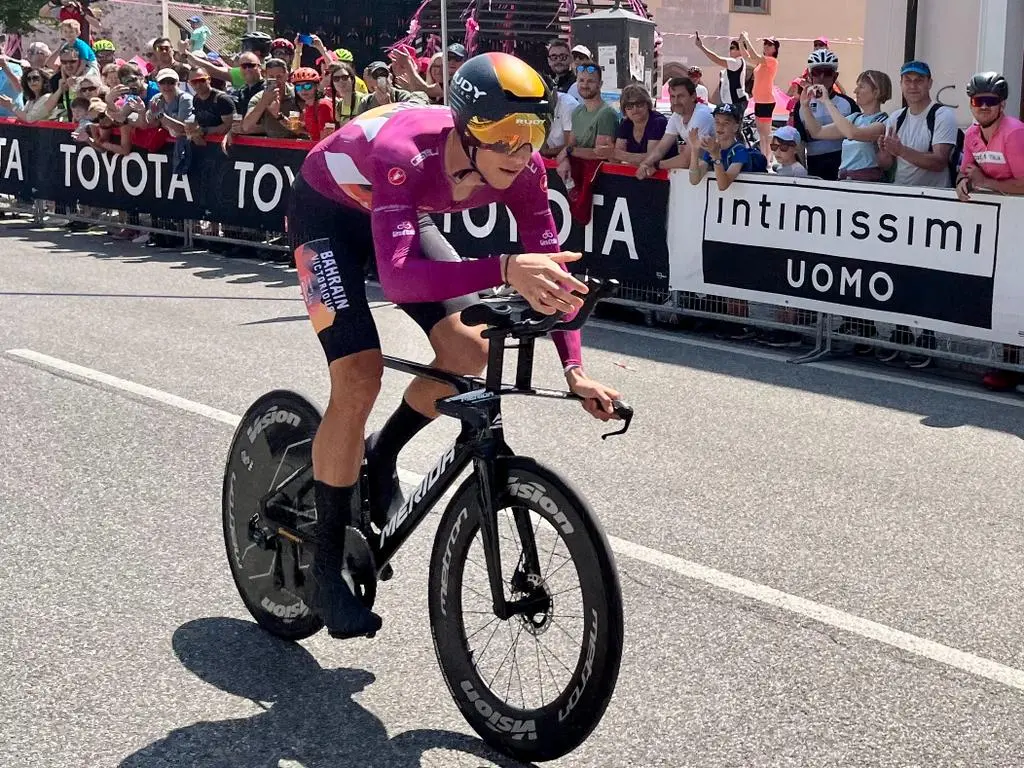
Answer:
[
  {"left": 145, "top": 67, "right": 194, "bottom": 133},
  {"left": 567, "top": 44, "right": 593, "bottom": 101}
]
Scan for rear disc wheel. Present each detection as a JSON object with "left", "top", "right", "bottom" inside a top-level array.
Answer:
[{"left": 222, "top": 390, "right": 324, "bottom": 640}]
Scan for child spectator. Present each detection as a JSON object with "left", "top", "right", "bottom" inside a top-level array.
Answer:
[{"left": 770, "top": 126, "right": 807, "bottom": 177}]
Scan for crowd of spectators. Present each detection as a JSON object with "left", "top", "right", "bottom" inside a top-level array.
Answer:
[
  {"left": 0, "top": 20, "right": 1022, "bottom": 389},
  {"left": 540, "top": 35, "right": 1024, "bottom": 387}
]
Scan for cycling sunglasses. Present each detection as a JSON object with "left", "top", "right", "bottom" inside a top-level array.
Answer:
[
  {"left": 970, "top": 95, "right": 1002, "bottom": 108},
  {"left": 575, "top": 64, "right": 599, "bottom": 74},
  {"left": 809, "top": 67, "right": 836, "bottom": 78},
  {"left": 294, "top": 82, "right": 316, "bottom": 91},
  {"left": 239, "top": 62, "right": 260, "bottom": 70},
  {"left": 467, "top": 112, "right": 547, "bottom": 154}
]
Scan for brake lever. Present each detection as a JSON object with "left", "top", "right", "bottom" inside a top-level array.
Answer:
[{"left": 601, "top": 399, "right": 633, "bottom": 440}]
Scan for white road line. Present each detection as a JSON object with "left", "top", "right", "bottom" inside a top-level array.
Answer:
[
  {"left": 8, "top": 349, "right": 242, "bottom": 427},
  {"left": 588, "top": 320, "right": 1024, "bottom": 410},
  {"left": 5, "top": 349, "right": 419, "bottom": 484},
  {"left": 8, "top": 347, "right": 1024, "bottom": 693}
]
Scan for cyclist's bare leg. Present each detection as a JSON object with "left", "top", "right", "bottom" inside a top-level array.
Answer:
[
  {"left": 405, "top": 314, "right": 489, "bottom": 417},
  {"left": 366, "top": 315, "right": 488, "bottom": 521},
  {"left": 313, "top": 349, "right": 384, "bottom": 484}
]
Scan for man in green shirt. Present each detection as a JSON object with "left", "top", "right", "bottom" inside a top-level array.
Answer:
[{"left": 556, "top": 61, "right": 618, "bottom": 181}]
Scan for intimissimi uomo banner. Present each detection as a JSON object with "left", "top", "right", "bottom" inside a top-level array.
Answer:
[{"left": 668, "top": 173, "right": 1024, "bottom": 345}]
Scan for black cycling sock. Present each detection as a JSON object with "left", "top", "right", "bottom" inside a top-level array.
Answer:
[
  {"left": 371, "top": 398, "right": 432, "bottom": 469},
  {"left": 313, "top": 480, "right": 356, "bottom": 537}
]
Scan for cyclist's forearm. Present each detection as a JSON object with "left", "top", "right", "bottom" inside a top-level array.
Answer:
[{"left": 552, "top": 329, "right": 582, "bottom": 370}]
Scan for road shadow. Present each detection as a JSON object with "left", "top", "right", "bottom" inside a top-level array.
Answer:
[
  {"left": 0, "top": 223, "right": 297, "bottom": 290},
  {"left": 580, "top": 320, "right": 1024, "bottom": 441},
  {"left": 118, "top": 617, "right": 534, "bottom": 768}
]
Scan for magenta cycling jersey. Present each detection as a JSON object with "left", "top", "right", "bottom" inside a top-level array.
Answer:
[{"left": 299, "top": 102, "right": 582, "bottom": 368}]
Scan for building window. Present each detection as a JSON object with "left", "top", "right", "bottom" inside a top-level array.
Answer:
[{"left": 731, "top": 0, "right": 769, "bottom": 13}]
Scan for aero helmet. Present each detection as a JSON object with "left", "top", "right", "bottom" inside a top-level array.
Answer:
[{"left": 449, "top": 52, "right": 554, "bottom": 162}]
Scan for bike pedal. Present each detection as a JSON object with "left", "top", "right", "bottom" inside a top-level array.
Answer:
[{"left": 380, "top": 563, "right": 394, "bottom": 582}]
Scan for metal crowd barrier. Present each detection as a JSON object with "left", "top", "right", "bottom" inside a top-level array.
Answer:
[{"left": 3, "top": 193, "right": 1020, "bottom": 379}]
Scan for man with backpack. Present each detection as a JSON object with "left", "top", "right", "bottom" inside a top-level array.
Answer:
[
  {"left": 789, "top": 48, "right": 859, "bottom": 180},
  {"left": 877, "top": 60, "right": 961, "bottom": 188}
]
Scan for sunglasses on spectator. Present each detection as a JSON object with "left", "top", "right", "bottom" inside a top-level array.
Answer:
[
  {"left": 60, "top": 59, "right": 77, "bottom": 65},
  {"left": 80, "top": 85, "right": 98, "bottom": 92},
  {"left": 333, "top": 73, "right": 352, "bottom": 81},
  {"left": 770, "top": 140, "right": 795, "bottom": 151},
  {"left": 189, "top": 77, "right": 208, "bottom": 84},
  {"left": 970, "top": 95, "right": 1002, "bottom": 107},
  {"left": 576, "top": 64, "right": 599, "bottom": 74},
  {"left": 810, "top": 67, "right": 835, "bottom": 78},
  {"left": 156, "top": 45, "right": 172, "bottom": 52},
  {"left": 239, "top": 62, "right": 259, "bottom": 69},
  {"left": 623, "top": 101, "right": 645, "bottom": 110},
  {"left": 294, "top": 82, "right": 316, "bottom": 91},
  {"left": 27, "top": 75, "right": 43, "bottom": 82},
  {"left": 158, "top": 78, "right": 177, "bottom": 85},
  {"left": 548, "top": 53, "right": 568, "bottom": 61}
]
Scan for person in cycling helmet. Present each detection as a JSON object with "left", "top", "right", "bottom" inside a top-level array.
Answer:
[
  {"left": 790, "top": 48, "right": 859, "bottom": 180},
  {"left": 241, "top": 31, "right": 272, "bottom": 59},
  {"left": 289, "top": 66, "right": 334, "bottom": 140},
  {"left": 287, "top": 52, "right": 623, "bottom": 639},
  {"left": 270, "top": 37, "right": 294, "bottom": 60},
  {"left": 91, "top": 38, "right": 119, "bottom": 67},
  {"left": 957, "top": 71, "right": 1024, "bottom": 200},
  {"left": 959, "top": 72, "right": 1024, "bottom": 391}
]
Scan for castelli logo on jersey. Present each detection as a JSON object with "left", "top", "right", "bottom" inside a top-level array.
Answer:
[{"left": 387, "top": 167, "right": 407, "bottom": 185}]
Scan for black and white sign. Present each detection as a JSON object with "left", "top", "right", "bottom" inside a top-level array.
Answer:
[
  {"left": 21, "top": 123, "right": 304, "bottom": 226},
  {"left": 668, "top": 174, "right": 1024, "bottom": 344},
  {"left": 0, "top": 122, "right": 35, "bottom": 196},
  {"left": 435, "top": 167, "right": 670, "bottom": 289}
]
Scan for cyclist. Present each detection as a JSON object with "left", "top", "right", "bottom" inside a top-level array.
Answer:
[{"left": 286, "top": 51, "right": 623, "bottom": 639}]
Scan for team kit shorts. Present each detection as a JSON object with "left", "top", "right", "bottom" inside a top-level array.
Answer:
[{"left": 286, "top": 175, "right": 479, "bottom": 364}]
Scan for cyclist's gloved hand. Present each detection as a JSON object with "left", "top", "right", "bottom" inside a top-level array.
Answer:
[
  {"left": 566, "top": 368, "right": 622, "bottom": 422},
  {"left": 504, "top": 252, "right": 587, "bottom": 316}
]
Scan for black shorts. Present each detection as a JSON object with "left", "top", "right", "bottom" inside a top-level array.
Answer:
[
  {"left": 286, "top": 174, "right": 479, "bottom": 364},
  {"left": 753, "top": 102, "right": 774, "bottom": 120}
]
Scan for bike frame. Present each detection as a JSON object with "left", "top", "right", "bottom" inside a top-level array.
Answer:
[
  {"left": 259, "top": 280, "right": 630, "bottom": 619},
  {"left": 261, "top": 338, "right": 577, "bottom": 619}
]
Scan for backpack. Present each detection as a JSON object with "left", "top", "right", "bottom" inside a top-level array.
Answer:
[
  {"left": 733, "top": 131, "right": 769, "bottom": 173},
  {"left": 893, "top": 103, "right": 965, "bottom": 186}
]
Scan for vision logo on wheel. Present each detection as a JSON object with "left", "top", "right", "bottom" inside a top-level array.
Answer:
[
  {"left": 247, "top": 406, "right": 301, "bottom": 444},
  {"left": 460, "top": 680, "right": 538, "bottom": 740}
]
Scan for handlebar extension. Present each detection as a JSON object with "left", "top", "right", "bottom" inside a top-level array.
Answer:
[{"left": 460, "top": 276, "right": 619, "bottom": 337}]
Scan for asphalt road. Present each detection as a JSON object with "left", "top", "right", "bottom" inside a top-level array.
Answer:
[{"left": 2, "top": 221, "right": 1023, "bottom": 768}]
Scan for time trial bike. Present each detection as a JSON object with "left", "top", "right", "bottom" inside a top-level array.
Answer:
[{"left": 221, "top": 277, "right": 633, "bottom": 762}]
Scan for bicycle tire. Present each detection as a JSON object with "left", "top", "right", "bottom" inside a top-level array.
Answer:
[
  {"left": 426, "top": 456, "right": 624, "bottom": 762},
  {"left": 222, "top": 389, "right": 324, "bottom": 641}
]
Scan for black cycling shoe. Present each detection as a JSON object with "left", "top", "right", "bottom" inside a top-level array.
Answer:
[
  {"left": 365, "top": 431, "right": 405, "bottom": 530},
  {"left": 310, "top": 547, "right": 382, "bottom": 639}
]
